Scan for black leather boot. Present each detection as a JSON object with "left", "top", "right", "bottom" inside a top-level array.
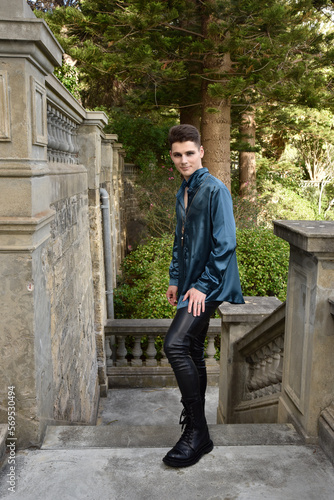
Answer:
[{"left": 162, "top": 399, "right": 213, "bottom": 468}]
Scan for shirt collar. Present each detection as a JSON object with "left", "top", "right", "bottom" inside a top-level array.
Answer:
[{"left": 183, "top": 167, "right": 209, "bottom": 191}]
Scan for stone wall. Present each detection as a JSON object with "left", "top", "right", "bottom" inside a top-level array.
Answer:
[
  {"left": 46, "top": 193, "right": 98, "bottom": 423},
  {"left": 0, "top": 0, "right": 126, "bottom": 447}
]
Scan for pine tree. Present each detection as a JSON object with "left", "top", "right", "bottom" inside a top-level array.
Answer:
[{"left": 40, "top": 0, "right": 334, "bottom": 190}]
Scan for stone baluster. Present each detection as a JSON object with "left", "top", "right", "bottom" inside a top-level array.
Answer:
[
  {"left": 145, "top": 335, "right": 157, "bottom": 367},
  {"left": 71, "top": 122, "right": 79, "bottom": 163},
  {"left": 258, "top": 347, "right": 268, "bottom": 389},
  {"left": 61, "top": 115, "right": 70, "bottom": 153},
  {"left": 247, "top": 354, "right": 260, "bottom": 393},
  {"left": 47, "top": 105, "right": 56, "bottom": 150},
  {"left": 47, "top": 105, "right": 58, "bottom": 162},
  {"left": 131, "top": 335, "right": 143, "bottom": 367},
  {"left": 54, "top": 110, "right": 63, "bottom": 161},
  {"left": 205, "top": 332, "right": 218, "bottom": 365},
  {"left": 105, "top": 336, "right": 113, "bottom": 368},
  {"left": 274, "top": 335, "right": 284, "bottom": 383},
  {"left": 253, "top": 352, "right": 264, "bottom": 390},
  {"left": 267, "top": 341, "right": 282, "bottom": 386},
  {"left": 115, "top": 336, "right": 128, "bottom": 367},
  {"left": 160, "top": 345, "right": 170, "bottom": 367},
  {"left": 64, "top": 118, "right": 72, "bottom": 154}
]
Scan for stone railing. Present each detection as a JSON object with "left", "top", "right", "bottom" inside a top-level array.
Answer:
[
  {"left": 105, "top": 319, "right": 220, "bottom": 388},
  {"left": 218, "top": 222, "right": 334, "bottom": 466},
  {"left": 238, "top": 303, "right": 285, "bottom": 403},
  {"left": 217, "top": 296, "right": 284, "bottom": 425},
  {"left": 47, "top": 103, "right": 79, "bottom": 164},
  {"left": 244, "top": 333, "right": 284, "bottom": 400},
  {"left": 230, "top": 302, "right": 285, "bottom": 423}
]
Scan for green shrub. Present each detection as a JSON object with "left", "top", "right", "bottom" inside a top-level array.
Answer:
[
  {"left": 114, "top": 234, "right": 174, "bottom": 319},
  {"left": 236, "top": 227, "right": 289, "bottom": 301},
  {"left": 114, "top": 227, "right": 289, "bottom": 318},
  {"left": 257, "top": 180, "right": 319, "bottom": 225}
]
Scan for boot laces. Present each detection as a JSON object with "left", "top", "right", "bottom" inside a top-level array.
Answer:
[
  {"left": 179, "top": 408, "right": 194, "bottom": 443},
  {"left": 179, "top": 408, "right": 190, "bottom": 431}
]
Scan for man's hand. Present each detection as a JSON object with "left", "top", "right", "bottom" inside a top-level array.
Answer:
[
  {"left": 166, "top": 285, "right": 178, "bottom": 306},
  {"left": 183, "top": 288, "right": 206, "bottom": 317}
]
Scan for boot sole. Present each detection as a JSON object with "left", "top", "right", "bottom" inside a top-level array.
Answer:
[{"left": 162, "top": 440, "right": 214, "bottom": 468}]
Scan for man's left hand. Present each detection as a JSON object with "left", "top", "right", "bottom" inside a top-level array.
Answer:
[{"left": 183, "top": 288, "right": 206, "bottom": 317}]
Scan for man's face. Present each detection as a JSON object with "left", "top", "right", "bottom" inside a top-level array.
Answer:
[{"left": 170, "top": 141, "right": 204, "bottom": 181}]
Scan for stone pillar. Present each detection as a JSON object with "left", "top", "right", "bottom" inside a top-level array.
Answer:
[
  {"left": 218, "top": 297, "right": 282, "bottom": 424},
  {"left": 0, "top": 1, "right": 64, "bottom": 447},
  {"left": 76, "top": 111, "right": 109, "bottom": 396},
  {"left": 274, "top": 220, "right": 334, "bottom": 442}
]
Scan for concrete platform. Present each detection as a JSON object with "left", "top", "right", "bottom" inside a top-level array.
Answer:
[
  {"left": 1, "top": 445, "right": 334, "bottom": 499},
  {"left": 97, "top": 386, "right": 219, "bottom": 426},
  {"left": 1, "top": 388, "right": 333, "bottom": 500}
]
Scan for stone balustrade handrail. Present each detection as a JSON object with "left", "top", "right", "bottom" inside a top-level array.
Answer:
[
  {"left": 237, "top": 302, "right": 286, "bottom": 356},
  {"left": 46, "top": 74, "right": 86, "bottom": 124},
  {"left": 105, "top": 318, "right": 221, "bottom": 334}
]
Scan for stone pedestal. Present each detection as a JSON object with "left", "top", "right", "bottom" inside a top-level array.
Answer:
[{"left": 274, "top": 221, "right": 334, "bottom": 442}]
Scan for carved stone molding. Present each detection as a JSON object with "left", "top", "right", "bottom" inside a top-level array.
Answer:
[
  {"left": 31, "top": 76, "right": 47, "bottom": 146},
  {"left": 0, "top": 70, "right": 11, "bottom": 141}
]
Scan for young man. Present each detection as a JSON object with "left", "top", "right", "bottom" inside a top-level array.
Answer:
[{"left": 163, "top": 124, "right": 244, "bottom": 468}]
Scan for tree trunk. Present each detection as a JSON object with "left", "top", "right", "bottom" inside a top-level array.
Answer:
[
  {"left": 180, "top": 105, "right": 201, "bottom": 130},
  {"left": 239, "top": 109, "right": 257, "bottom": 202},
  {"left": 200, "top": 5, "right": 232, "bottom": 190},
  {"left": 201, "top": 54, "right": 232, "bottom": 190}
]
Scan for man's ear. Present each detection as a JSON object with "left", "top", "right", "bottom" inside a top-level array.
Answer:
[{"left": 200, "top": 146, "right": 204, "bottom": 158}]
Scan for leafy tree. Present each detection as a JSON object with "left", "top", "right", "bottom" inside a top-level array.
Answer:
[
  {"left": 38, "top": 0, "right": 334, "bottom": 192},
  {"left": 255, "top": 105, "right": 334, "bottom": 217}
]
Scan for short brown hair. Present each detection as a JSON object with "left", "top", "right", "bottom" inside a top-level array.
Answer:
[{"left": 168, "top": 124, "right": 201, "bottom": 149}]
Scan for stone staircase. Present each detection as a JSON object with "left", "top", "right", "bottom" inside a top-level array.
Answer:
[{"left": 1, "top": 388, "right": 334, "bottom": 500}]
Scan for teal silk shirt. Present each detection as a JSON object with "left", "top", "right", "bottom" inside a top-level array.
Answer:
[{"left": 169, "top": 167, "right": 244, "bottom": 309}]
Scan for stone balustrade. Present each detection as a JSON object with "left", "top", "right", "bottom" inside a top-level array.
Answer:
[
  {"left": 47, "top": 103, "right": 79, "bottom": 164},
  {"left": 105, "top": 319, "right": 220, "bottom": 387},
  {"left": 245, "top": 334, "right": 284, "bottom": 399},
  {"left": 235, "top": 303, "right": 286, "bottom": 407},
  {"left": 217, "top": 297, "right": 284, "bottom": 424}
]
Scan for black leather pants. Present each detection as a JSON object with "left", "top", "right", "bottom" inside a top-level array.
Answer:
[{"left": 164, "top": 302, "right": 220, "bottom": 402}]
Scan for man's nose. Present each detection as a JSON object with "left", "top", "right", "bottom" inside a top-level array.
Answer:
[{"left": 181, "top": 155, "right": 188, "bottom": 163}]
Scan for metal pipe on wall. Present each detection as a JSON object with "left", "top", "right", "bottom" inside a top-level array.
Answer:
[{"left": 100, "top": 187, "right": 114, "bottom": 319}]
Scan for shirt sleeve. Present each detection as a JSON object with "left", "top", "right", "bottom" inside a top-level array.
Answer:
[
  {"left": 192, "top": 185, "right": 237, "bottom": 294},
  {"left": 169, "top": 223, "right": 179, "bottom": 287}
]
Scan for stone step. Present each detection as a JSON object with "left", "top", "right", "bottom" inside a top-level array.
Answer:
[
  {"left": 0, "top": 425, "right": 8, "bottom": 464},
  {"left": 2, "top": 444, "right": 334, "bottom": 500},
  {"left": 42, "top": 423, "right": 303, "bottom": 450}
]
